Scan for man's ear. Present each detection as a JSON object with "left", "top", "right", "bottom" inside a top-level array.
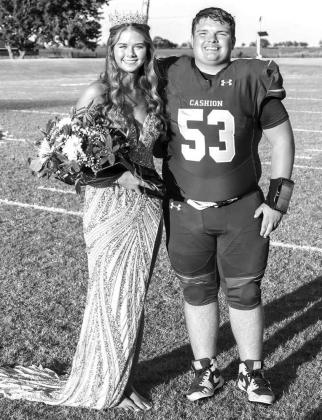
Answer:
[{"left": 232, "top": 36, "right": 236, "bottom": 49}]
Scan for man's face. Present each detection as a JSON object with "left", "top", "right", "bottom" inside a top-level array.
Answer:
[{"left": 192, "top": 18, "right": 235, "bottom": 71}]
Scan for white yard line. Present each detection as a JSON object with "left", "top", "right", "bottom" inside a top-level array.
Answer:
[
  {"left": 288, "top": 97, "right": 322, "bottom": 101},
  {"left": 288, "top": 89, "right": 318, "bottom": 92},
  {"left": 60, "top": 83, "right": 88, "bottom": 86},
  {"left": 262, "top": 162, "right": 322, "bottom": 170},
  {"left": 10, "top": 110, "right": 68, "bottom": 116},
  {"left": 294, "top": 165, "right": 322, "bottom": 171},
  {"left": 0, "top": 199, "right": 82, "bottom": 217},
  {"left": 0, "top": 198, "right": 321, "bottom": 254},
  {"left": 270, "top": 241, "right": 322, "bottom": 255},
  {"left": 38, "top": 186, "right": 76, "bottom": 195},
  {"left": 293, "top": 128, "right": 322, "bottom": 133},
  {"left": 294, "top": 156, "right": 312, "bottom": 160},
  {"left": 306, "top": 149, "right": 322, "bottom": 152},
  {"left": 2, "top": 137, "right": 26, "bottom": 142},
  {"left": 292, "top": 164, "right": 322, "bottom": 170},
  {"left": 288, "top": 110, "right": 322, "bottom": 114}
]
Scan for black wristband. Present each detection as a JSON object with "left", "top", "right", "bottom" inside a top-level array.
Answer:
[{"left": 266, "top": 178, "right": 294, "bottom": 214}]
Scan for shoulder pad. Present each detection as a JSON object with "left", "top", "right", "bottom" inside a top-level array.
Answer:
[
  {"left": 261, "top": 59, "right": 285, "bottom": 100},
  {"left": 155, "top": 56, "right": 181, "bottom": 78},
  {"left": 253, "top": 59, "right": 286, "bottom": 112}
]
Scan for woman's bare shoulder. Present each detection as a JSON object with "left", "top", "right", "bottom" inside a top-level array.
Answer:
[{"left": 76, "top": 80, "right": 107, "bottom": 109}]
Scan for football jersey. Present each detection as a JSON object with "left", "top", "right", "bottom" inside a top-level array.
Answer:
[{"left": 159, "top": 56, "right": 288, "bottom": 201}]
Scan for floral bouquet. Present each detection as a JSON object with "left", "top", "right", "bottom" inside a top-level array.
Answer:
[{"left": 29, "top": 104, "right": 165, "bottom": 198}]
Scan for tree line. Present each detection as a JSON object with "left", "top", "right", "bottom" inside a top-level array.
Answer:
[
  {"left": 1, "top": 2, "right": 319, "bottom": 59},
  {"left": 154, "top": 37, "right": 313, "bottom": 50},
  {"left": 0, "top": 0, "right": 109, "bottom": 58}
]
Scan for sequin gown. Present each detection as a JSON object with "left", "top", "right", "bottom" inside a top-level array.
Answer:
[{"left": 0, "top": 111, "right": 163, "bottom": 409}]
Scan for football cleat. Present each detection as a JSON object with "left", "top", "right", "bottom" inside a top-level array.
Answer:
[
  {"left": 186, "top": 357, "right": 224, "bottom": 402},
  {"left": 237, "top": 360, "right": 275, "bottom": 405}
]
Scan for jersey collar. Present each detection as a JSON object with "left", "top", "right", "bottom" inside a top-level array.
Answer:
[{"left": 191, "top": 58, "right": 233, "bottom": 88}]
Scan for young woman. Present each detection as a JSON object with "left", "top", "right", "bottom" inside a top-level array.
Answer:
[{"left": 0, "top": 15, "right": 165, "bottom": 414}]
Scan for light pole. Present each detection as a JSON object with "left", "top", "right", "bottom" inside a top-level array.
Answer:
[
  {"left": 142, "top": 0, "right": 150, "bottom": 20},
  {"left": 256, "top": 16, "right": 268, "bottom": 58}
]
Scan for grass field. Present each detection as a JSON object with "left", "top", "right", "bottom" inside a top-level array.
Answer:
[{"left": 0, "top": 57, "right": 321, "bottom": 420}]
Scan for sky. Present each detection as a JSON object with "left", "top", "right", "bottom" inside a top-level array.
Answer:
[{"left": 101, "top": 0, "right": 322, "bottom": 47}]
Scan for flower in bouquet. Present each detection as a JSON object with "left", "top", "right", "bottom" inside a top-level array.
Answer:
[
  {"left": 29, "top": 104, "right": 166, "bottom": 198},
  {"left": 61, "top": 134, "right": 86, "bottom": 162},
  {"left": 29, "top": 104, "right": 131, "bottom": 192}
]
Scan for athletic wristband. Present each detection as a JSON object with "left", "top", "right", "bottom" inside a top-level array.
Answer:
[{"left": 265, "top": 178, "right": 294, "bottom": 214}]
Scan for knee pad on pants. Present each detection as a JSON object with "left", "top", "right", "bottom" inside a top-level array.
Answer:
[
  {"left": 226, "top": 278, "right": 262, "bottom": 310},
  {"left": 179, "top": 274, "right": 218, "bottom": 306}
]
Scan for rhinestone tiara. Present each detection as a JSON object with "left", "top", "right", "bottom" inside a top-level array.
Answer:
[{"left": 109, "top": 11, "right": 148, "bottom": 29}]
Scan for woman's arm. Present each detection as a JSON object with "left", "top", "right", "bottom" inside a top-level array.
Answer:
[
  {"left": 77, "top": 82, "right": 145, "bottom": 193},
  {"left": 76, "top": 81, "right": 106, "bottom": 110}
]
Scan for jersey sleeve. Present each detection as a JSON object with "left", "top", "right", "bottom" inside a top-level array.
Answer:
[
  {"left": 154, "top": 56, "right": 180, "bottom": 79},
  {"left": 153, "top": 57, "right": 181, "bottom": 158},
  {"left": 260, "top": 97, "right": 289, "bottom": 129},
  {"left": 257, "top": 60, "right": 286, "bottom": 111}
]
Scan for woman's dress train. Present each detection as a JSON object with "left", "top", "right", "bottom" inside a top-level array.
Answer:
[{"left": 0, "top": 186, "right": 162, "bottom": 409}]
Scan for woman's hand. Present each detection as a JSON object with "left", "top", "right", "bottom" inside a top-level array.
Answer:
[{"left": 116, "top": 171, "right": 149, "bottom": 194}]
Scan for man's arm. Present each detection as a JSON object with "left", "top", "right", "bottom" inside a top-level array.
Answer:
[
  {"left": 266, "top": 119, "right": 294, "bottom": 179},
  {"left": 254, "top": 119, "right": 295, "bottom": 237}
]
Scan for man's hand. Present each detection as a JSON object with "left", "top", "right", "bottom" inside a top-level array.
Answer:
[{"left": 254, "top": 203, "right": 283, "bottom": 238}]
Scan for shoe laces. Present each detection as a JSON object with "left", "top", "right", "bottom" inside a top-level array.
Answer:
[
  {"left": 249, "top": 369, "right": 270, "bottom": 391},
  {"left": 199, "top": 369, "right": 211, "bottom": 387},
  {"left": 192, "top": 366, "right": 211, "bottom": 386}
]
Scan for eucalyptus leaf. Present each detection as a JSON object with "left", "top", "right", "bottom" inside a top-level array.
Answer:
[
  {"left": 75, "top": 179, "right": 82, "bottom": 195},
  {"left": 29, "top": 158, "right": 45, "bottom": 173}
]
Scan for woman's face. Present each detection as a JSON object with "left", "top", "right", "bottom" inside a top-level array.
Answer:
[{"left": 113, "top": 28, "right": 147, "bottom": 73}]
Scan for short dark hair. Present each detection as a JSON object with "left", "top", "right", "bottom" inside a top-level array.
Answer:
[{"left": 191, "top": 7, "right": 236, "bottom": 40}]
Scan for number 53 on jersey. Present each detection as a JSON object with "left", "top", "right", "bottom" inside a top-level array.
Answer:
[{"left": 178, "top": 108, "right": 236, "bottom": 163}]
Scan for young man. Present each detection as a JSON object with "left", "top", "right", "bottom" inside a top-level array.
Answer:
[{"left": 158, "top": 7, "right": 295, "bottom": 405}]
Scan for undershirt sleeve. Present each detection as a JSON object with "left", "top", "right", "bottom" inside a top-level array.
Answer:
[{"left": 260, "top": 97, "right": 289, "bottom": 129}]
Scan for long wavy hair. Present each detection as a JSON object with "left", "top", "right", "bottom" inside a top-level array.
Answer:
[{"left": 100, "top": 23, "right": 165, "bottom": 130}]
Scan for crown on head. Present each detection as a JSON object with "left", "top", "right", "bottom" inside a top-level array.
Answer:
[{"left": 109, "top": 11, "right": 148, "bottom": 29}]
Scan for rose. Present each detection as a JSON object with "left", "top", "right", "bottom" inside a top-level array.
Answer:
[{"left": 61, "top": 134, "right": 86, "bottom": 161}]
